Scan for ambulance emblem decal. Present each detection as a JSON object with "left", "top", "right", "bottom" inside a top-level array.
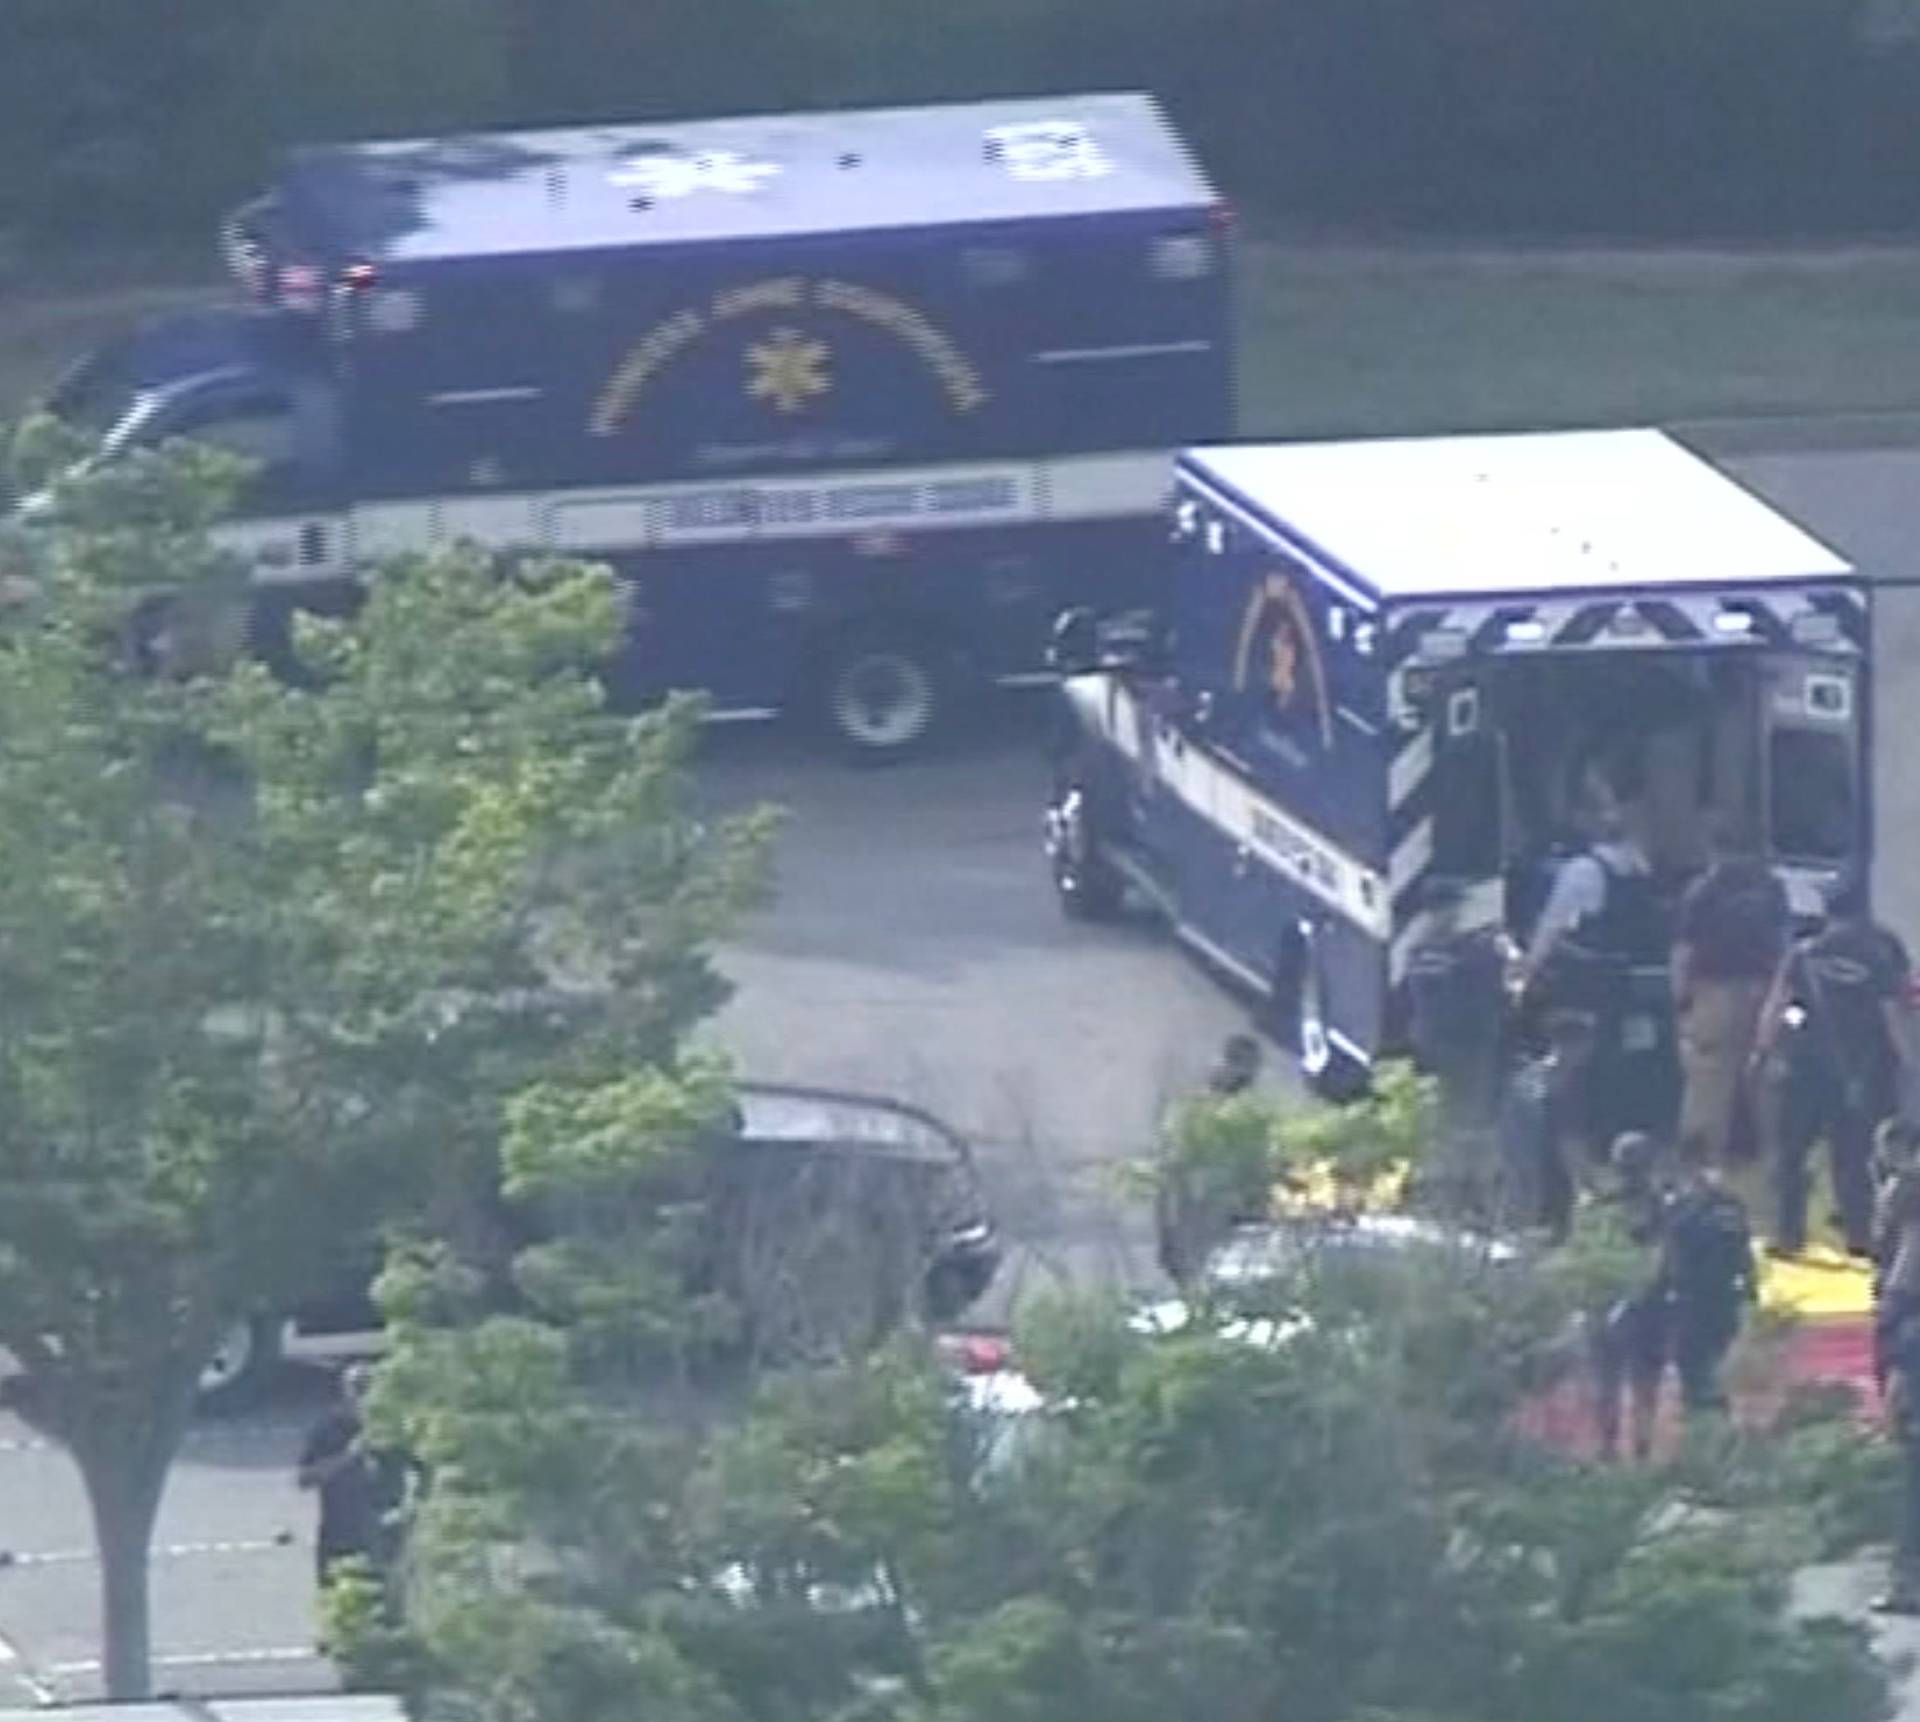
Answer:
[
  {"left": 746, "top": 327, "right": 831, "bottom": 414},
  {"left": 1233, "top": 568, "right": 1334, "bottom": 750}
]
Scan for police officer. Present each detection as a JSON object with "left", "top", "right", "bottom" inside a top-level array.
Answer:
[
  {"left": 1521, "top": 762, "right": 1671, "bottom": 1145},
  {"left": 1208, "top": 1033, "right": 1263, "bottom": 1098},
  {"left": 1588, "top": 1131, "right": 1670, "bottom": 1461},
  {"left": 1655, "top": 1133, "right": 1757, "bottom": 1419},
  {"left": 1405, "top": 878, "right": 1508, "bottom": 1218},
  {"left": 1877, "top": 1300, "right": 1920, "bottom": 1615},
  {"left": 1874, "top": 1118, "right": 1920, "bottom": 1397},
  {"left": 1757, "top": 872, "right": 1917, "bottom": 1258},
  {"left": 1498, "top": 1007, "right": 1597, "bottom": 1241}
]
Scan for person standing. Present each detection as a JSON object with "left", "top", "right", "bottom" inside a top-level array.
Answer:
[
  {"left": 1875, "top": 1300, "right": 1920, "bottom": 1616},
  {"left": 1520, "top": 767, "right": 1669, "bottom": 1145},
  {"left": 298, "top": 1362, "right": 409, "bottom": 1594},
  {"left": 1499, "top": 1008, "right": 1598, "bottom": 1241},
  {"left": 1757, "top": 873, "right": 1916, "bottom": 1258},
  {"left": 1671, "top": 827, "right": 1789, "bottom": 1163},
  {"left": 1656, "top": 1133, "right": 1757, "bottom": 1418},
  {"left": 1875, "top": 1118, "right": 1920, "bottom": 1397},
  {"left": 1405, "top": 878, "right": 1509, "bottom": 1219},
  {"left": 1587, "top": 1131, "right": 1670, "bottom": 1461},
  {"left": 1521, "top": 768, "right": 1658, "bottom": 1007},
  {"left": 1208, "top": 1033, "right": 1263, "bottom": 1100},
  {"left": 1154, "top": 1034, "right": 1267, "bottom": 1287}
]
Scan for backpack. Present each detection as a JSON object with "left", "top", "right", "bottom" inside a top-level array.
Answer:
[{"left": 1666, "top": 1187, "right": 1752, "bottom": 1307}]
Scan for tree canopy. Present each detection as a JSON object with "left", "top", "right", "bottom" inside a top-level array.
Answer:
[
  {"left": 0, "top": 433, "right": 770, "bottom": 1697},
  {"left": 0, "top": 0, "right": 1905, "bottom": 252},
  {"left": 354, "top": 1074, "right": 1896, "bottom": 1722}
]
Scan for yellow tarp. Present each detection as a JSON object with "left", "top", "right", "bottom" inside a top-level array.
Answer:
[
  {"left": 1758, "top": 1243, "right": 1874, "bottom": 1319},
  {"left": 1268, "top": 1159, "right": 1875, "bottom": 1319}
]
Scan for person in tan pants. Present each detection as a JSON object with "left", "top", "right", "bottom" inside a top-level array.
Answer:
[{"left": 1671, "top": 830, "right": 1790, "bottom": 1162}]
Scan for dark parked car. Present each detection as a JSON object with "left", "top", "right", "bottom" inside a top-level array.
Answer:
[{"left": 198, "top": 1081, "right": 1002, "bottom": 1406}]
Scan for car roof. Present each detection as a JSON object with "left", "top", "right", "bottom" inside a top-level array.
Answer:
[
  {"left": 275, "top": 92, "right": 1215, "bottom": 264},
  {"left": 1182, "top": 429, "right": 1853, "bottom": 607},
  {"left": 733, "top": 1081, "right": 968, "bottom": 1167},
  {"left": 48, "top": 309, "right": 276, "bottom": 403},
  {"left": 1205, "top": 1216, "right": 1521, "bottom": 1286}
]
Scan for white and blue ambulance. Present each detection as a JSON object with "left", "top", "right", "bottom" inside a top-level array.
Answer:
[{"left": 1046, "top": 429, "right": 1885, "bottom": 1094}]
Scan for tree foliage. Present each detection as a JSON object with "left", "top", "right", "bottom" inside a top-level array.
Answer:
[
  {"left": 365, "top": 1152, "right": 1893, "bottom": 1722},
  {"left": 0, "top": 436, "right": 769, "bottom": 1696},
  {"left": 0, "top": 0, "right": 1904, "bottom": 255}
]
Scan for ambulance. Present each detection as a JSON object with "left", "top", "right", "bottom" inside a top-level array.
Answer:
[{"left": 1045, "top": 430, "right": 1885, "bottom": 1094}]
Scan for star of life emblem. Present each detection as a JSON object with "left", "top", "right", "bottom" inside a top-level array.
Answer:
[{"left": 983, "top": 121, "right": 1112, "bottom": 182}]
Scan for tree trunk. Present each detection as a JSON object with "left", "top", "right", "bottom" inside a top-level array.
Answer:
[{"left": 74, "top": 1435, "right": 174, "bottom": 1700}]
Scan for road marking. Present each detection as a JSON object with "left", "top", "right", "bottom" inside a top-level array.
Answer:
[
  {"left": 48, "top": 1646, "right": 323, "bottom": 1676},
  {"left": 0, "top": 1535, "right": 295, "bottom": 1571},
  {"left": 0, "top": 1625, "right": 58, "bottom": 1705},
  {"left": 0, "top": 1419, "right": 310, "bottom": 1460}
]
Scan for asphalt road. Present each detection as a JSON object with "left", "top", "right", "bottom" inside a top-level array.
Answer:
[{"left": 0, "top": 440, "right": 1914, "bottom": 1707}]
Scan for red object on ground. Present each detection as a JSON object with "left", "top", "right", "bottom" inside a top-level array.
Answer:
[{"left": 1518, "top": 1315, "right": 1881, "bottom": 1458}]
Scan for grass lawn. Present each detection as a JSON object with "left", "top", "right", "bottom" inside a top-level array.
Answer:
[
  {"left": 1239, "top": 241, "right": 1920, "bottom": 441},
  {"left": 0, "top": 277, "right": 220, "bottom": 424},
  {"left": 7, "top": 240, "right": 1920, "bottom": 442}
]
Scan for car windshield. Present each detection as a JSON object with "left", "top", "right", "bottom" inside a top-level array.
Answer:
[{"left": 45, "top": 348, "right": 147, "bottom": 444}]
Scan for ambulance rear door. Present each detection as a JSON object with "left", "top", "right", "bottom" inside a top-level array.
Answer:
[{"left": 1760, "top": 651, "right": 1863, "bottom": 919}]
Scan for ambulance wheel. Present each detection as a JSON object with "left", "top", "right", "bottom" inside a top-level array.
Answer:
[
  {"left": 819, "top": 628, "right": 947, "bottom": 763},
  {"left": 1049, "top": 783, "right": 1124, "bottom": 921},
  {"left": 1270, "top": 936, "right": 1369, "bottom": 1103},
  {"left": 197, "top": 1314, "right": 282, "bottom": 1413}
]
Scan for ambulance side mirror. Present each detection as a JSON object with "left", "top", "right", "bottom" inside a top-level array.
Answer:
[{"left": 1048, "top": 607, "right": 1098, "bottom": 674}]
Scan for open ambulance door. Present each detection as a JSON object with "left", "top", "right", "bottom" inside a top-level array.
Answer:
[
  {"left": 1760, "top": 651, "right": 1863, "bottom": 922},
  {"left": 1427, "top": 670, "right": 1507, "bottom": 931}
]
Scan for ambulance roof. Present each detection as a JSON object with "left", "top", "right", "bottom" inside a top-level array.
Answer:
[
  {"left": 1181, "top": 430, "right": 1853, "bottom": 608},
  {"left": 276, "top": 92, "right": 1215, "bottom": 264}
]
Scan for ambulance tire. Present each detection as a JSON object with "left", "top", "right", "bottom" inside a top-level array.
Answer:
[
  {"left": 1050, "top": 778, "right": 1125, "bottom": 922},
  {"left": 1269, "top": 933, "right": 1370, "bottom": 1103},
  {"left": 196, "top": 1314, "right": 283, "bottom": 1414},
  {"left": 817, "top": 626, "right": 949, "bottom": 764}
]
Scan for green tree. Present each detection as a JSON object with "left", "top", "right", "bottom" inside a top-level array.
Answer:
[
  {"left": 366, "top": 1137, "right": 1893, "bottom": 1722},
  {"left": 1145, "top": 1059, "right": 1437, "bottom": 1287},
  {"left": 0, "top": 437, "right": 768, "bottom": 1697}
]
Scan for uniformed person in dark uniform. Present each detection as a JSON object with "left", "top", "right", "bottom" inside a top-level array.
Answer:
[
  {"left": 1588, "top": 1131, "right": 1670, "bottom": 1461},
  {"left": 1655, "top": 1133, "right": 1757, "bottom": 1418},
  {"left": 1873, "top": 1118, "right": 1920, "bottom": 1397},
  {"left": 1757, "top": 872, "right": 1917, "bottom": 1257},
  {"left": 1209, "top": 1033, "right": 1263, "bottom": 1099},
  {"left": 1499, "top": 1007, "right": 1598, "bottom": 1241},
  {"left": 1520, "top": 762, "right": 1674, "bottom": 1147},
  {"left": 1878, "top": 1299, "right": 1920, "bottom": 1615},
  {"left": 1405, "top": 878, "right": 1508, "bottom": 1219}
]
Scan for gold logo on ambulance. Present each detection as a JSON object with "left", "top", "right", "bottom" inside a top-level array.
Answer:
[
  {"left": 745, "top": 326, "right": 832, "bottom": 414},
  {"left": 1233, "top": 569, "right": 1334, "bottom": 750}
]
